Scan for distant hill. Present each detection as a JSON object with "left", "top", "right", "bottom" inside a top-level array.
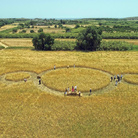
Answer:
[{"left": 124, "top": 17, "right": 138, "bottom": 20}]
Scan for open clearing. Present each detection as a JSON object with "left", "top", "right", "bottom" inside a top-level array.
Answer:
[{"left": 0, "top": 49, "right": 138, "bottom": 137}]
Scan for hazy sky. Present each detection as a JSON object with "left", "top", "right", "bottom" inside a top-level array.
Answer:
[{"left": 0, "top": 0, "right": 138, "bottom": 18}]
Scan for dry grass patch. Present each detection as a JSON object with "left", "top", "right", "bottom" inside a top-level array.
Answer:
[
  {"left": 0, "top": 38, "right": 33, "bottom": 47},
  {"left": 41, "top": 68, "right": 110, "bottom": 92},
  {"left": 5, "top": 72, "right": 30, "bottom": 81},
  {"left": 55, "top": 38, "right": 76, "bottom": 41},
  {"left": 124, "top": 74, "right": 138, "bottom": 85},
  {"left": 0, "top": 24, "right": 16, "bottom": 32},
  {"left": 0, "top": 50, "right": 138, "bottom": 137}
]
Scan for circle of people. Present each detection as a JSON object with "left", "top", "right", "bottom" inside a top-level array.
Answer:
[{"left": 23, "top": 65, "right": 123, "bottom": 96}]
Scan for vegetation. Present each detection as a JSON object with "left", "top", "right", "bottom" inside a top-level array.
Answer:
[
  {"left": 76, "top": 26, "right": 102, "bottom": 51},
  {"left": 32, "top": 33, "right": 54, "bottom": 50},
  {"left": 51, "top": 40, "right": 76, "bottom": 51},
  {"left": 42, "top": 68, "right": 110, "bottom": 92},
  {"left": 5, "top": 72, "right": 30, "bottom": 81},
  {"left": 0, "top": 49, "right": 137, "bottom": 137},
  {"left": 0, "top": 18, "right": 138, "bottom": 40},
  {"left": 124, "top": 74, "right": 138, "bottom": 85},
  {"left": 98, "top": 41, "right": 133, "bottom": 51}
]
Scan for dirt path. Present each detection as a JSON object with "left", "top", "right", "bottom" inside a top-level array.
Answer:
[
  {"left": 0, "top": 41, "right": 8, "bottom": 48},
  {"left": 0, "top": 67, "right": 137, "bottom": 97}
]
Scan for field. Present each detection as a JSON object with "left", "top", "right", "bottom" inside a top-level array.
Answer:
[
  {"left": 103, "top": 39, "right": 138, "bottom": 45},
  {"left": 0, "top": 38, "right": 138, "bottom": 49},
  {"left": 0, "top": 38, "right": 33, "bottom": 47},
  {"left": 0, "top": 48, "right": 138, "bottom": 137},
  {"left": 17, "top": 26, "right": 65, "bottom": 34},
  {"left": 0, "top": 24, "right": 17, "bottom": 32}
]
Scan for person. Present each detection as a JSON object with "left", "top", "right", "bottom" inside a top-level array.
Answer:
[
  {"left": 74, "top": 64, "right": 75, "bottom": 68},
  {"left": 115, "top": 80, "right": 118, "bottom": 86},
  {"left": 54, "top": 65, "right": 56, "bottom": 70},
  {"left": 64, "top": 89, "right": 67, "bottom": 96},
  {"left": 114, "top": 75, "right": 116, "bottom": 80},
  {"left": 79, "top": 91, "right": 81, "bottom": 97},
  {"left": 74, "top": 85, "right": 77, "bottom": 91},
  {"left": 111, "top": 76, "right": 113, "bottom": 82},
  {"left": 118, "top": 76, "right": 120, "bottom": 83},
  {"left": 39, "top": 79, "right": 41, "bottom": 85},
  {"left": 72, "top": 86, "right": 74, "bottom": 92},
  {"left": 90, "top": 88, "right": 92, "bottom": 95},
  {"left": 24, "top": 79, "right": 27, "bottom": 82},
  {"left": 117, "top": 75, "right": 119, "bottom": 80}
]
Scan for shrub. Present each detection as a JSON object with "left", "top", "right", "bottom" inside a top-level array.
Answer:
[
  {"left": 30, "top": 30, "right": 34, "bottom": 33},
  {"left": 51, "top": 40, "right": 76, "bottom": 51},
  {"left": 97, "top": 41, "right": 133, "bottom": 51}
]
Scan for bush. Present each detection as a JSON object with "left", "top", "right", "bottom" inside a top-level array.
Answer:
[
  {"left": 51, "top": 40, "right": 76, "bottom": 51},
  {"left": 97, "top": 41, "right": 133, "bottom": 51},
  {"left": 21, "top": 30, "right": 26, "bottom": 33},
  {"left": 38, "top": 28, "right": 43, "bottom": 33},
  {"left": 30, "top": 30, "right": 34, "bottom": 33}
]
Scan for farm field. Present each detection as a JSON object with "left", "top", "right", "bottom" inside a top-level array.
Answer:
[
  {"left": 0, "top": 38, "right": 138, "bottom": 48},
  {"left": 0, "top": 24, "right": 17, "bottom": 32},
  {"left": 17, "top": 26, "right": 65, "bottom": 34},
  {"left": 0, "top": 49, "right": 138, "bottom": 137},
  {"left": 0, "top": 38, "right": 33, "bottom": 47},
  {"left": 103, "top": 39, "right": 138, "bottom": 45}
]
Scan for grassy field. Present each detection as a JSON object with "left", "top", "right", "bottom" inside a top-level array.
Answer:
[
  {"left": 17, "top": 26, "right": 65, "bottom": 34},
  {"left": 124, "top": 74, "right": 138, "bottom": 85},
  {"left": 0, "top": 38, "right": 33, "bottom": 47},
  {"left": 42, "top": 68, "right": 110, "bottom": 92},
  {"left": 5, "top": 72, "right": 30, "bottom": 81},
  {"left": 0, "top": 49, "right": 138, "bottom": 137},
  {"left": 0, "top": 24, "right": 16, "bottom": 32},
  {"left": 0, "top": 38, "right": 138, "bottom": 48}
]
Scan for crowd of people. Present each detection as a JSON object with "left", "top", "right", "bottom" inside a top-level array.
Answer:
[
  {"left": 64, "top": 86, "right": 82, "bottom": 96},
  {"left": 111, "top": 74, "right": 123, "bottom": 86}
]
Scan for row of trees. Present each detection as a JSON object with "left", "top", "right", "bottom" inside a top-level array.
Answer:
[
  {"left": 32, "top": 26, "right": 102, "bottom": 51},
  {"left": 32, "top": 26, "right": 134, "bottom": 51}
]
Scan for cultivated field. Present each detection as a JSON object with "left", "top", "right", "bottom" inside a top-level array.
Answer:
[
  {"left": 42, "top": 68, "right": 110, "bottom": 92},
  {"left": 0, "top": 38, "right": 33, "bottom": 47},
  {"left": 17, "top": 26, "right": 65, "bottom": 34},
  {"left": 0, "top": 24, "right": 17, "bottom": 32},
  {"left": 0, "top": 38, "right": 138, "bottom": 48},
  {"left": 103, "top": 39, "right": 138, "bottom": 45},
  {"left": 0, "top": 49, "right": 138, "bottom": 137}
]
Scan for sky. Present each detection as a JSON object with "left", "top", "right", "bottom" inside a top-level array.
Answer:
[{"left": 0, "top": 0, "right": 138, "bottom": 19}]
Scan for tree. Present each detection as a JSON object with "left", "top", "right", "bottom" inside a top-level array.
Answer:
[
  {"left": 38, "top": 28, "right": 43, "bottom": 33},
  {"left": 30, "top": 30, "right": 34, "bottom": 33},
  {"left": 12, "top": 28, "right": 18, "bottom": 33},
  {"left": 21, "top": 30, "right": 26, "bottom": 33},
  {"left": 76, "top": 26, "right": 102, "bottom": 51},
  {"left": 75, "top": 24, "right": 80, "bottom": 29},
  {"left": 32, "top": 33, "right": 54, "bottom": 50},
  {"left": 55, "top": 25, "right": 57, "bottom": 28},
  {"left": 65, "top": 27, "right": 71, "bottom": 32}
]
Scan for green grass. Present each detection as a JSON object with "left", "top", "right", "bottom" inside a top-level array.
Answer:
[
  {"left": 6, "top": 46, "right": 33, "bottom": 49},
  {"left": 131, "top": 45, "right": 138, "bottom": 51},
  {"left": 0, "top": 46, "right": 5, "bottom": 49}
]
